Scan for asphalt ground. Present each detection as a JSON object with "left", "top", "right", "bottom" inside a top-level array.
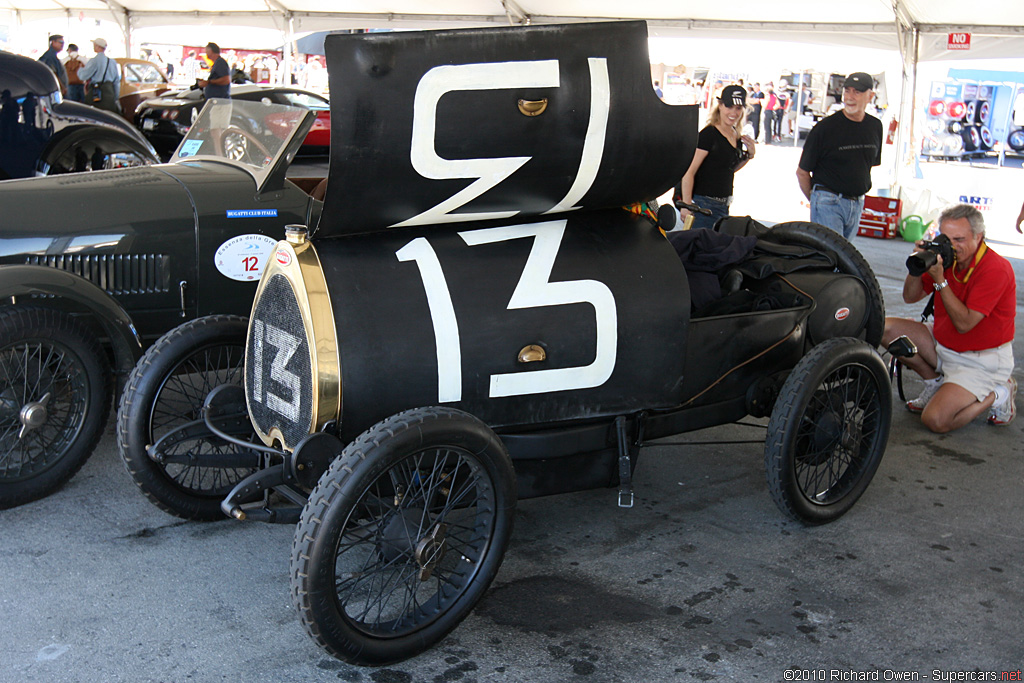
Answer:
[{"left": 2, "top": 201, "right": 1023, "bottom": 683}]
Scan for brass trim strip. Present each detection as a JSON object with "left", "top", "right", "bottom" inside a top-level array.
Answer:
[{"left": 245, "top": 237, "right": 341, "bottom": 451}]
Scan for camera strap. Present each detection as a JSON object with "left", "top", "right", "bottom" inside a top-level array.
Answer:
[
  {"left": 921, "top": 240, "right": 987, "bottom": 322},
  {"left": 952, "top": 240, "right": 987, "bottom": 284}
]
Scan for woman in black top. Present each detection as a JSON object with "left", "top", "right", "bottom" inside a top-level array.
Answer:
[{"left": 679, "top": 84, "right": 756, "bottom": 231}]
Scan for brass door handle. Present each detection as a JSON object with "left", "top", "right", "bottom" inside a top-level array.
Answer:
[
  {"left": 518, "top": 98, "right": 548, "bottom": 116},
  {"left": 518, "top": 344, "right": 546, "bottom": 363}
]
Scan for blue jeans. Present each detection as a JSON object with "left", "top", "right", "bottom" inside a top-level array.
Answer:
[
  {"left": 67, "top": 83, "right": 85, "bottom": 103},
  {"left": 810, "top": 187, "right": 864, "bottom": 240},
  {"left": 691, "top": 195, "right": 730, "bottom": 231}
]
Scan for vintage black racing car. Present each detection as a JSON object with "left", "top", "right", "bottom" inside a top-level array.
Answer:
[
  {"left": 116, "top": 22, "right": 892, "bottom": 666},
  {"left": 0, "top": 98, "right": 330, "bottom": 509}
]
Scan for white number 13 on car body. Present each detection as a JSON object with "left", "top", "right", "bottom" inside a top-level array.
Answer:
[{"left": 396, "top": 220, "right": 617, "bottom": 403}]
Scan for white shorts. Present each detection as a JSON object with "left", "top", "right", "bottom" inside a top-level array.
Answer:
[{"left": 935, "top": 341, "right": 1015, "bottom": 401}]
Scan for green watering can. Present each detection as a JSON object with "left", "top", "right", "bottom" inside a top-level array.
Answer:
[{"left": 900, "top": 215, "right": 930, "bottom": 243}]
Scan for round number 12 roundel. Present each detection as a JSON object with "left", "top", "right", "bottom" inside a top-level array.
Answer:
[{"left": 215, "top": 234, "right": 280, "bottom": 282}]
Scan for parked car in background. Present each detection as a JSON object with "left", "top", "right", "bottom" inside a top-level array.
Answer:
[
  {"left": 0, "top": 98, "right": 324, "bottom": 510},
  {"left": 0, "top": 50, "right": 159, "bottom": 179},
  {"left": 115, "top": 57, "right": 172, "bottom": 116},
  {"left": 134, "top": 83, "right": 330, "bottom": 160}
]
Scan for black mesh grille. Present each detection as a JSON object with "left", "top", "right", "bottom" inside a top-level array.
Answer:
[
  {"left": 247, "top": 273, "right": 314, "bottom": 447},
  {"left": 25, "top": 254, "right": 169, "bottom": 295}
]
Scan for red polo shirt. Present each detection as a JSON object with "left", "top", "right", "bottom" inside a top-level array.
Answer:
[{"left": 922, "top": 244, "right": 1016, "bottom": 352}]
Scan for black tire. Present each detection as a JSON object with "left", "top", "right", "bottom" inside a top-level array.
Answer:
[
  {"left": 767, "top": 221, "right": 886, "bottom": 347},
  {"left": 1008, "top": 129, "right": 1024, "bottom": 152},
  {"left": 117, "top": 315, "right": 253, "bottom": 520},
  {"left": 961, "top": 126, "right": 979, "bottom": 152},
  {"left": 291, "top": 407, "right": 516, "bottom": 666},
  {"left": 964, "top": 100, "right": 976, "bottom": 123},
  {"left": 0, "top": 307, "right": 110, "bottom": 508},
  {"left": 979, "top": 126, "right": 994, "bottom": 150},
  {"left": 765, "top": 338, "right": 891, "bottom": 525}
]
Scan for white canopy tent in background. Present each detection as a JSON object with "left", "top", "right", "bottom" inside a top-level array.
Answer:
[
  {"left": 3, "top": 0, "right": 1024, "bottom": 57},
  {"left": 2, "top": 0, "right": 1024, "bottom": 200}
]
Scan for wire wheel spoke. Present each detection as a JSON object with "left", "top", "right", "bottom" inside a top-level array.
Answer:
[
  {"left": 793, "top": 365, "right": 880, "bottom": 504},
  {"left": 332, "top": 447, "right": 493, "bottom": 637},
  {"left": 0, "top": 340, "right": 87, "bottom": 480},
  {"left": 149, "top": 344, "right": 250, "bottom": 496}
]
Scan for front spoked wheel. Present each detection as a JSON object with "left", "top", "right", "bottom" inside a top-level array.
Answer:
[
  {"left": 765, "top": 338, "right": 892, "bottom": 524},
  {"left": 117, "top": 315, "right": 255, "bottom": 520},
  {"left": 291, "top": 407, "right": 516, "bottom": 666}
]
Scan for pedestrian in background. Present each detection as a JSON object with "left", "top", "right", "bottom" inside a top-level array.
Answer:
[
  {"left": 748, "top": 82, "right": 763, "bottom": 142},
  {"left": 197, "top": 42, "right": 231, "bottom": 99},
  {"left": 38, "top": 34, "right": 68, "bottom": 97},
  {"left": 762, "top": 82, "right": 777, "bottom": 144},
  {"left": 77, "top": 38, "right": 120, "bottom": 114},
  {"left": 774, "top": 80, "right": 790, "bottom": 140},
  {"left": 62, "top": 44, "right": 87, "bottom": 103},
  {"left": 678, "top": 84, "right": 756, "bottom": 231},
  {"left": 796, "top": 72, "right": 883, "bottom": 239}
]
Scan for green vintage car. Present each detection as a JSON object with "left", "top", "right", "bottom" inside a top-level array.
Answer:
[{"left": 0, "top": 98, "right": 325, "bottom": 508}]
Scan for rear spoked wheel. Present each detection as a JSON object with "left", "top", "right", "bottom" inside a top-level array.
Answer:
[
  {"left": 765, "top": 338, "right": 892, "bottom": 524},
  {"left": 291, "top": 407, "right": 516, "bottom": 665}
]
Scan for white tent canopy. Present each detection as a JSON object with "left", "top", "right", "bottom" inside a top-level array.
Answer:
[
  {"left": 4, "top": 0, "right": 1023, "bottom": 196},
  {"left": 3, "top": 0, "right": 1024, "bottom": 61}
]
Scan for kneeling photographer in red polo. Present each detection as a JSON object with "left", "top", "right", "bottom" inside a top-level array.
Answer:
[{"left": 883, "top": 204, "right": 1016, "bottom": 433}]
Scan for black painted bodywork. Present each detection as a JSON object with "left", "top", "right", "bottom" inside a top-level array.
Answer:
[
  {"left": 320, "top": 21, "right": 695, "bottom": 236},
  {"left": 243, "top": 22, "right": 881, "bottom": 504},
  {"left": 0, "top": 162, "right": 318, "bottom": 349}
]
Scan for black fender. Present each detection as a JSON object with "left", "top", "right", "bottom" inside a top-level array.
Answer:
[
  {"left": 38, "top": 123, "right": 159, "bottom": 172},
  {"left": 0, "top": 265, "right": 144, "bottom": 389}
]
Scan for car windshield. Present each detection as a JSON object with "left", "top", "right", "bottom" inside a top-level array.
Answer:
[
  {"left": 170, "top": 98, "right": 307, "bottom": 187},
  {"left": 279, "top": 91, "right": 329, "bottom": 110}
]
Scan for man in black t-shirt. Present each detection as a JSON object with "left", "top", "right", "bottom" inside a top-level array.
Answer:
[
  {"left": 796, "top": 72, "right": 883, "bottom": 239},
  {"left": 198, "top": 42, "right": 231, "bottom": 99}
]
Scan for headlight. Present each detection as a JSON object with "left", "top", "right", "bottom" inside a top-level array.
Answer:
[{"left": 245, "top": 226, "right": 340, "bottom": 451}]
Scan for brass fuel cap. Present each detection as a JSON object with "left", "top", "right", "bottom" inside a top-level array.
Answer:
[{"left": 285, "top": 224, "right": 308, "bottom": 245}]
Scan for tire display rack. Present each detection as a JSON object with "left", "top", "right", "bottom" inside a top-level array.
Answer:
[
  {"left": 921, "top": 80, "right": 998, "bottom": 162},
  {"left": 1005, "top": 84, "right": 1024, "bottom": 159}
]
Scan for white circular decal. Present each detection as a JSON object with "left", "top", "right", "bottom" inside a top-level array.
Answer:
[{"left": 215, "top": 234, "right": 279, "bottom": 282}]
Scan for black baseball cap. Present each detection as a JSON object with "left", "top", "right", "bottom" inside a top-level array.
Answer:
[
  {"left": 720, "top": 84, "right": 746, "bottom": 107},
  {"left": 844, "top": 72, "right": 874, "bottom": 92}
]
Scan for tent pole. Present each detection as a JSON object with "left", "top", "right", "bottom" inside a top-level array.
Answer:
[{"left": 283, "top": 15, "right": 294, "bottom": 87}]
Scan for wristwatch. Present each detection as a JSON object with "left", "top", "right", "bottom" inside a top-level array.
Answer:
[{"left": 933, "top": 280, "right": 948, "bottom": 292}]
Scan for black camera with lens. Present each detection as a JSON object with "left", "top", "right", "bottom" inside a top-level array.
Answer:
[{"left": 906, "top": 233, "right": 955, "bottom": 277}]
